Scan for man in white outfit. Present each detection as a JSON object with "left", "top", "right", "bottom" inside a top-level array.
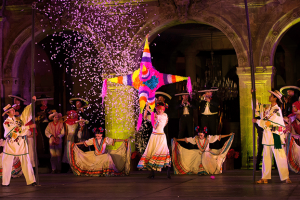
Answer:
[
  {"left": 252, "top": 90, "right": 291, "bottom": 184},
  {"left": 2, "top": 96, "right": 37, "bottom": 186}
]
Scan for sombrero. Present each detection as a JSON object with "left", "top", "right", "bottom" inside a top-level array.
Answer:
[
  {"left": 8, "top": 94, "right": 26, "bottom": 102},
  {"left": 2, "top": 104, "right": 17, "bottom": 116},
  {"left": 279, "top": 86, "right": 300, "bottom": 96},
  {"left": 69, "top": 97, "right": 89, "bottom": 107},
  {"left": 155, "top": 91, "right": 172, "bottom": 100},
  {"left": 175, "top": 90, "right": 195, "bottom": 96},
  {"left": 198, "top": 85, "right": 218, "bottom": 93},
  {"left": 268, "top": 90, "right": 283, "bottom": 103},
  {"left": 36, "top": 94, "right": 53, "bottom": 101},
  {"left": 49, "top": 112, "right": 62, "bottom": 121}
]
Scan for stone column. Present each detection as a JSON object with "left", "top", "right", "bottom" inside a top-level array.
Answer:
[
  {"left": 237, "top": 66, "right": 274, "bottom": 169},
  {"left": 184, "top": 50, "right": 198, "bottom": 83},
  {"left": 104, "top": 80, "right": 136, "bottom": 151},
  {"left": 283, "top": 45, "right": 297, "bottom": 85}
]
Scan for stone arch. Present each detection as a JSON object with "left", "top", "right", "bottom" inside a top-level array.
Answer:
[
  {"left": 2, "top": 22, "right": 109, "bottom": 80},
  {"left": 129, "top": 11, "right": 248, "bottom": 68},
  {"left": 259, "top": 7, "right": 300, "bottom": 66}
]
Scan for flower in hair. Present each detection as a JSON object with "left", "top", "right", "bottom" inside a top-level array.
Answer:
[{"left": 195, "top": 126, "right": 199, "bottom": 132}]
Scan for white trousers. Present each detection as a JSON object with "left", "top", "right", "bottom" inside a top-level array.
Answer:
[
  {"left": 2, "top": 153, "right": 36, "bottom": 185},
  {"left": 262, "top": 145, "right": 289, "bottom": 181},
  {"left": 50, "top": 145, "right": 62, "bottom": 171}
]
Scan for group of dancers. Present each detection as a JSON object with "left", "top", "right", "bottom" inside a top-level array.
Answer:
[{"left": 0, "top": 85, "right": 237, "bottom": 186}]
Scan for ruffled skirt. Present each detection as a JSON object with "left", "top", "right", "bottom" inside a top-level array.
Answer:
[
  {"left": 137, "top": 133, "right": 171, "bottom": 171},
  {"left": 67, "top": 142, "right": 131, "bottom": 176},
  {"left": 172, "top": 135, "right": 234, "bottom": 175},
  {"left": 286, "top": 134, "right": 300, "bottom": 173}
]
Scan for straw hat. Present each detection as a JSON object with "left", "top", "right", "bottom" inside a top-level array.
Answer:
[
  {"left": 49, "top": 112, "right": 62, "bottom": 121},
  {"left": 268, "top": 90, "right": 283, "bottom": 103},
  {"left": 2, "top": 104, "right": 16, "bottom": 116},
  {"left": 175, "top": 90, "right": 195, "bottom": 96}
]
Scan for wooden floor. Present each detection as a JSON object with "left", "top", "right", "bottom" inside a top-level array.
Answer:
[{"left": 1, "top": 170, "right": 300, "bottom": 199}]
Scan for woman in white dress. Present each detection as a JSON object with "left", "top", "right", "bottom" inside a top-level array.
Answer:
[
  {"left": 67, "top": 128, "right": 131, "bottom": 176},
  {"left": 137, "top": 103, "right": 171, "bottom": 179},
  {"left": 173, "top": 126, "right": 234, "bottom": 175}
]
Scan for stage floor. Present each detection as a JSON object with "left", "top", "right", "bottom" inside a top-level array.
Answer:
[{"left": 1, "top": 170, "right": 299, "bottom": 199}]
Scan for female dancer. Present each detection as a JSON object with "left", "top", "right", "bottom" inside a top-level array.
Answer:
[
  {"left": 173, "top": 126, "right": 234, "bottom": 175},
  {"left": 67, "top": 128, "right": 131, "bottom": 176},
  {"left": 137, "top": 103, "right": 171, "bottom": 179}
]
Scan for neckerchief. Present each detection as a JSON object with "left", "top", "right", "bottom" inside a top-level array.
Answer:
[
  {"left": 65, "top": 118, "right": 77, "bottom": 125},
  {"left": 40, "top": 105, "right": 47, "bottom": 111},
  {"left": 195, "top": 136, "right": 209, "bottom": 152},
  {"left": 93, "top": 138, "right": 106, "bottom": 156}
]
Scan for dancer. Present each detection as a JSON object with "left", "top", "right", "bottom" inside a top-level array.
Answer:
[
  {"left": 284, "top": 101, "right": 300, "bottom": 173},
  {"left": 252, "top": 90, "right": 291, "bottom": 184},
  {"left": 137, "top": 103, "right": 171, "bottom": 179},
  {"left": 2, "top": 97, "right": 37, "bottom": 186},
  {"left": 68, "top": 127, "right": 131, "bottom": 176},
  {"left": 172, "top": 126, "right": 234, "bottom": 175},
  {"left": 45, "top": 112, "right": 64, "bottom": 173}
]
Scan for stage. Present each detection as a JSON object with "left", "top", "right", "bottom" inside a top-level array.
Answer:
[{"left": 1, "top": 170, "right": 299, "bottom": 199}]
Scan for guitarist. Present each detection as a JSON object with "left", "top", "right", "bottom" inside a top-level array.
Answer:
[{"left": 35, "top": 94, "right": 55, "bottom": 154}]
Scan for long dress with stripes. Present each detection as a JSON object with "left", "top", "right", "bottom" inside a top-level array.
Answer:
[
  {"left": 172, "top": 135, "right": 234, "bottom": 175},
  {"left": 137, "top": 113, "right": 171, "bottom": 171},
  {"left": 67, "top": 137, "right": 131, "bottom": 176}
]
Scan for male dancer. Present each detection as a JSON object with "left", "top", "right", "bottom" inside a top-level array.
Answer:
[
  {"left": 252, "top": 90, "right": 291, "bottom": 184},
  {"left": 2, "top": 96, "right": 37, "bottom": 186}
]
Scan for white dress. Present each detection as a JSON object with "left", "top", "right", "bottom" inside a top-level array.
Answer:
[
  {"left": 137, "top": 113, "right": 171, "bottom": 171},
  {"left": 172, "top": 135, "right": 234, "bottom": 175},
  {"left": 67, "top": 137, "right": 131, "bottom": 176}
]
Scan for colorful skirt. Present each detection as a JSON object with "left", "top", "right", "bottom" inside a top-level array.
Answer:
[
  {"left": 67, "top": 142, "right": 131, "bottom": 176},
  {"left": 0, "top": 153, "right": 23, "bottom": 178},
  {"left": 172, "top": 135, "right": 234, "bottom": 175},
  {"left": 286, "top": 134, "right": 300, "bottom": 173},
  {"left": 137, "top": 133, "right": 171, "bottom": 171}
]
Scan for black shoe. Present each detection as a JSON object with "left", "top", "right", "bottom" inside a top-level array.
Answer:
[
  {"left": 29, "top": 182, "right": 37, "bottom": 186},
  {"left": 167, "top": 168, "right": 171, "bottom": 179},
  {"left": 2, "top": 184, "right": 9, "bottom": 187},
  {"left": 147, "top": 170, "right": 155, "bottom": 179}
]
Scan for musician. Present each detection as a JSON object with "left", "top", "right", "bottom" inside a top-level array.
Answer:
[
  {"left": 199, "top": 85, "right": 220, "bottom": 149},
  {"left": 35, "top": 94, "right": 55, "bottom": 154},
  {"left": 8, "top": 94, "right": 26, "bottom": 117},
  {"left": 176, "top": 91, "right": 196, "bottom": 148},
  {"left": 280, "top": 86, "right": 300, "bottom": 117},
  {"left": 69, "top": 97, "right": 89, "bottom": 119}
]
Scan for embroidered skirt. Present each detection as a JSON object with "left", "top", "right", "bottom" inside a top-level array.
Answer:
[
  {"left": 0, "top": 153, "right": 23, "bottom": 178},
  {"left": 137, "top": 133, "right": 171, "bottom": 171},
  {"left": 286, "top": 134, "right": 300, "bottom": 173},
  {"left": 172, "top": 135, "right": 234, "bottom": 175},
  {"left": 67, "top": 142, "right": 131, "bottom": 176}
]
